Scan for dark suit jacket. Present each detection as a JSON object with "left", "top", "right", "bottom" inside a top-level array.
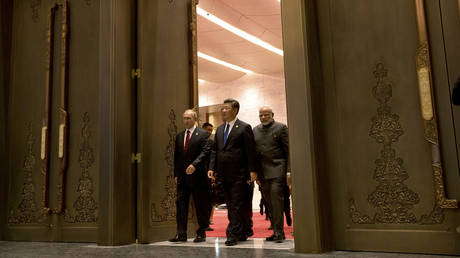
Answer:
[
  {"left": 253, "top": 121, "right": 290, "bottom": 179},
  {"left": 174, "top": 127, "right": 211, "bottom": 180},
  {"left": 209, "top": 119, "right": 257, "bottom": 182}
]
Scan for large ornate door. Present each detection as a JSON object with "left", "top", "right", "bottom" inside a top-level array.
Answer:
[
  {"left": 5, "top": 0, "right": 99, "bottom": 242},
  {"left": 137, "top": 0, "right": 196, "bottom": 243},
  {"left": 314, "top": 0, "right": 460, "bottom": 254}
]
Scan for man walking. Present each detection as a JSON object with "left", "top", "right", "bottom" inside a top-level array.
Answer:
[
  {"left": 208, "top": 99, "right": 257, "bottom": 246},
  {"left": 169, "top": 109, "right": 211, "bottom": 243},
  {"left": 253, "top": 106, "right": 290, "bottom": 243}
]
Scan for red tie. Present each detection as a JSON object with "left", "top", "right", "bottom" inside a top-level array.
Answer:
[{"left": 184, "top": 130, "right": 190, "bottom": 151}]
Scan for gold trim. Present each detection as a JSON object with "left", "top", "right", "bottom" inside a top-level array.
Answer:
[
  {"left": 414, "top": 0, "right": 458, "bottom": 209},
  {"left": 40, "top": 126, "right": 47, "bottom": 160},
  {"left": 42, "top": 1, "right": 70, "bottom": 215},
  {"left": 58, "top": 124, "right": 65, "bottom": 158},
  {"left": 189, "top": 0, "right": 199, "bottom": 109}
]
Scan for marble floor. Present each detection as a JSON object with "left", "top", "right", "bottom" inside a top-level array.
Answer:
[{"left": 0, "top": 240, "right": 450, "bottom": 258}]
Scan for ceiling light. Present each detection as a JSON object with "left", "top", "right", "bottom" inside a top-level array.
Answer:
[
  {"left": 198, "top": 51, "right": 253, "bottom": 74},
  {"left": 197, "top": 7, "right": 283, "bottom": 56}
]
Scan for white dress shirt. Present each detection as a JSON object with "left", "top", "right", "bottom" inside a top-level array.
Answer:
[{"left": 184, "top": 125, "right": 197, "bottom": 146}]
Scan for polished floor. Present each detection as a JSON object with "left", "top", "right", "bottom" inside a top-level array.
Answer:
[{"left": 0, "top": 240, "right": 449, "bottom": 258}]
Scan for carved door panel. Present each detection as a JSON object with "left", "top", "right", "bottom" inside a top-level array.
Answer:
[
  {"left": 6, "top": 0, "right": 99, "bottom": 242},
  {"left": 436, "top": 0, "right": 460, "bottom": 203},
  {"left": 316, "top": 0, "right": 459, "bottom": 254},
  {"left": 137, "top": 0, "right": 195, "bottom": 242}
]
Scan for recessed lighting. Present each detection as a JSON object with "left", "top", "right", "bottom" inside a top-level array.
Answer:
[
  {"left": 198, "top": 51, "right": 254, "bottom": 74},
  {"left": 197, "top": 7, "right": 283, "bottom": 56}
]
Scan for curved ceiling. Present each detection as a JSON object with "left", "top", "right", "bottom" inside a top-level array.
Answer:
[{"left": 197, "top": 0, "right": 284, "bottom": 83}]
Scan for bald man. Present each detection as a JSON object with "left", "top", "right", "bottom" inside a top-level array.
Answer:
[
  {"left": 253, "top": 106, "right": 290, "bottom": 243},
  {"left": 170, "top": 109, "right": 211, "bottom": 243}
]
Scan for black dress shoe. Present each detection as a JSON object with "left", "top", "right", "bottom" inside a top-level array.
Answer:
[
  {"left": 203, "top": 227, "right": 214, "bottom": 231},
  {"left": 193, "top": 235, "right": 206, "bottom": 243},
  {"left": 169, "top": 235, "right": 187, "bottom": 242},
  {"left": 266, "top": 234, "right": 285, "bottom": 242},
  {"left": 247, "top": 230, "right": 254, "bottom": 237},
  {"left": 238, "top": 236, "right": 248, "bottom": 241},
  {"left": 225, "top": 239, "right": 237, "bottom": 246}
]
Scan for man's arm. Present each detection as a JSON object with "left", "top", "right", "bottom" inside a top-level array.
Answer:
[
  {"left": 174, "top": 134, "right": 181, "bottom": 179},
  {"left": 191, "top": 133, "right": 211, "bottom": 169},
  {"left": 243, "top": 124, "right": 258, "bottom": 182},
  {"left": 280, "top": 124, "right": 290, "bottom": 172},
  {"left": 208, "top": 135, "right": 217, "bottom": 173}
]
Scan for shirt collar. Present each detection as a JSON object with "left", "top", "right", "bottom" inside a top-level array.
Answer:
[
  {"left": 186, "top": 125, "right": 197, "bottom": 134},
  {"left": 226, "top": 117, "right": 237, "bottom": 128}
]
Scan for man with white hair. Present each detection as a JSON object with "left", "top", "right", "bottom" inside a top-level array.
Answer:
[{"left": 253, "top": 106, "right": 290, "bottom": 243}]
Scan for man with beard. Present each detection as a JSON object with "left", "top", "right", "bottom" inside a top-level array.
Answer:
[{"left": 253, "top": 106, "right": 290, "bottom": 243}]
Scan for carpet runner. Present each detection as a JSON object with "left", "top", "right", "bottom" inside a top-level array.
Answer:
[{"left": 205, "top": 210, "right": 294, "bottom": 239}]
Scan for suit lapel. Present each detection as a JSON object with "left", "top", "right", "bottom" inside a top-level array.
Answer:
[
  {"left": 178, "top": 130, "right": 185, "bottom": 151},
  {"left": 216, "top": 124, "right": 225, "bottom": 150},
  {"left": 186, "top": 127, "right": 199, "bottom": 151}
]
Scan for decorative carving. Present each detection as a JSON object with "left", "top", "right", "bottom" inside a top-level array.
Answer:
[
  {"left": 349, "top": 199, "right": 372, "bottom": 224},
  {"left": 30, "top": 0, "right": 41, "bottom": 23},
  {"left": 349, "top": 62, "right": 449, "bottom": 225},
  {"left": 350, "top": 63, "right": 420, "bottom": 224},
  {"left": 152, "top": 109, "right": 178, "bottom": 222},
  {"left": 64, "top": 113, "right": 98, "bottom": 223},
  {"left": 8, "top": 123, "right": 46, "bottom": 224},
  {"left": 189, "top": 0, "right": 199, "bottom": 107},
  {"left": 419, "top": 203, "right": 444, "bottom": 225},
  {"left": 369, "top": 63, "right": 420, "bottom": 223}
]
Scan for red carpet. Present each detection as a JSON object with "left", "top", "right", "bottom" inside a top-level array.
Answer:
[{"left": 206, "top": 210, "right": 294, "bottom": 239}]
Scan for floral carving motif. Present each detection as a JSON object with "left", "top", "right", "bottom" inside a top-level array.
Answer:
[
  {"left": 350, "top": 62, "right": 446, "bottom": 225},
  {"left": 152, "top": 109, "right": 178, "bottom": 222},
  {"left": 350, "top": 63, "right": 423, "bottom": 224},
  {"left": 8, "top": 123, "right": 46, "bottom": 224},
  {"left": 64, "top": 113, "right": 98, "bottom": 223}
]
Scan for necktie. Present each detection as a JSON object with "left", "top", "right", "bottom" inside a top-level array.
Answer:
[
  {"left": 184, "top": 130, "right": 190, "bottom": 151},
  {"left": 223, "top": 123, "right": 230, "bottom": 145}
]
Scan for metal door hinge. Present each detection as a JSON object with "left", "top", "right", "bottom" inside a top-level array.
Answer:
[
  {"left": 132, "top": 153, "right": 142, "bottom": 163},
  {"left": 131, "top": 68, "right": 141, "bottom": 79}
]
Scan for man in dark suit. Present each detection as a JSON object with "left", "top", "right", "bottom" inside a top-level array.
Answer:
[
  {"left": 208, "top": 99, "right": 257, "bottom": 246},
  {"left": 253, "top": 106, "right": 290, "bottom": 243},
  {"left": 169, "top": 109, "right": 211, "bottom": 243}
]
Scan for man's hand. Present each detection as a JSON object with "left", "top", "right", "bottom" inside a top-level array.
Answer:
[
  {"left": 250, "top": 172, "right": 257, "bottom": 183},
  {"left": 286, "top": 172, "right": 292, "bottom": 194},
  {"left": 186, "top": 164, "right": 196, "bottom": 175},
  {"left": 175, "top": 177, "right": 178, "bottom": 184},
  {"left": 208, "top": 170, "right": 214, "bottom": 179}
]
